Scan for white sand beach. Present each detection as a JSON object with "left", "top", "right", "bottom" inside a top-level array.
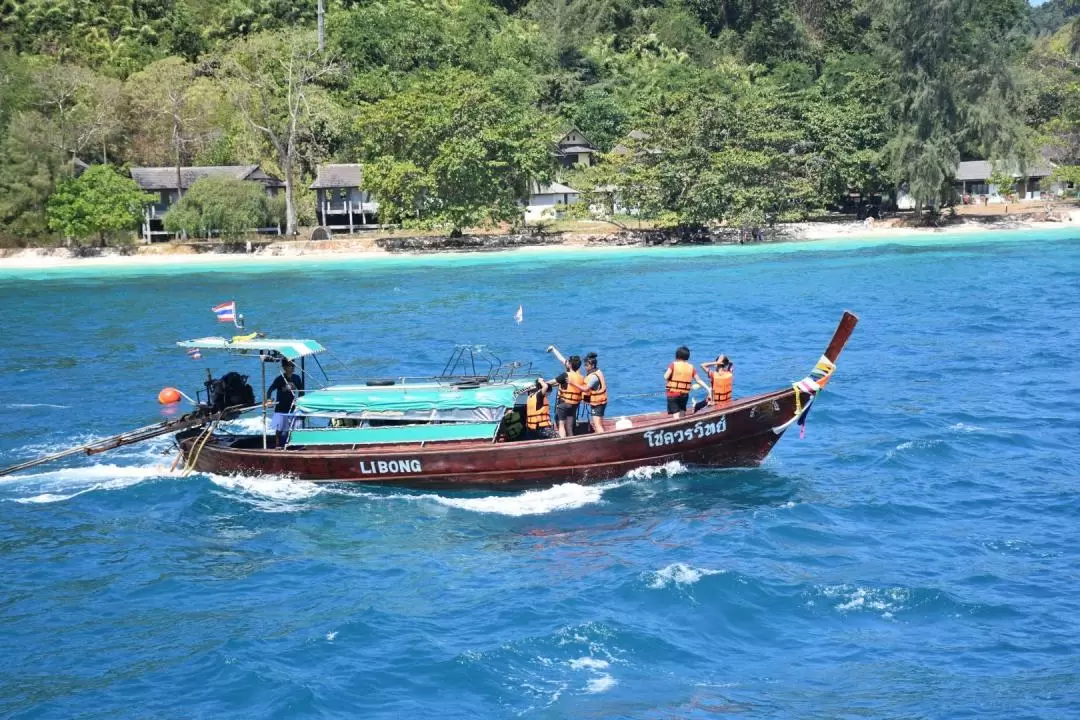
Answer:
[{"left": 1, "top": 212, "right": 1077, "bottom": 271}]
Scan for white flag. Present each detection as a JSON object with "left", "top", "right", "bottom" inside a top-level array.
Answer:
[{"left": 514, "top": 305, "right": 523, "bottom": 324}]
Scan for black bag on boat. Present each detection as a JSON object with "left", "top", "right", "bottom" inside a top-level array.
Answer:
[{"left": 207, "top": 372, "right": 256, "bottom": 412}]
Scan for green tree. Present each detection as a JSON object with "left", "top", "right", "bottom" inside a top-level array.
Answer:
[
  {"left": 46, "top": 164, "right": 153, "bottom": 246},
  {"left": 987, "top": 168, "right": 1016, "bottom": 197},
  {"left": 874, "top": 0, "right": 1030, "bottom": 212},
  {"left": 354, "top": 68, "right": 555, "bottom": 233},
  {"left": 124, "top": 58, "right": 233, "bottom": 181},
  {"left": 582, "top": 75, "right": 836, "bottom": 228},
  {"left": 0, "top": 111, "right": 67, "bottom": 242},
  {"left": 219, "top": 30, "right": 341, "bottom": 236},
  {"left": 163, "top": 174, "right": 279, "bottom": 240}
]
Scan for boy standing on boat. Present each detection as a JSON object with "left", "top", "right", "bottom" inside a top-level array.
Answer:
[
  {"left": 266, "top": 358, "right": 304, "bottom": 448},
  {"left": 581, "top": 352, "right": 607, "bottom": 434},
  {"left": 664, "top": 346, "right": 705, "bottom": 418},
  {"left": 546, "top": 346, "right": 586, "bottom": 437}
]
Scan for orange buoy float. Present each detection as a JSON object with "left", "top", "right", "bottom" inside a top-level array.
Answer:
[{"left": 158, "top": 387, "right": 182, "bottom": 405}]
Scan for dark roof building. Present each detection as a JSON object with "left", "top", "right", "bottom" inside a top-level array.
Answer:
[
  {"left": 130, "top": 165, "right": 283, "bottom": 191},
  {"left": 309, "top": 163, "right": 364, "bottom": 190},
  {"left": 555, "top": 129, "right": 598, "bottom": 168},
  {"left": 309, "top": 164, "right": 378, "bottom": 232},
  {"left": 954, "top": 160, "right": 1055, "bottom": 181}
]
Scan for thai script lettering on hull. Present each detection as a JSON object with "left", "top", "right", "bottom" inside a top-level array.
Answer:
[{"left": 642, "top": 417, "right": 727, "bottom": 448}]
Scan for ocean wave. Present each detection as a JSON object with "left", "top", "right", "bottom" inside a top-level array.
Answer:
[
  {"left": 644, "top": 562, "right": 725, "bottom": 589},
  {"left": 568, "top": 657, "right": 617, "bottom": 694},
  {"left": 816, "top": 584, "right": 912, "bottom": 618},
  {"left": 948, "top": 422, "right": 984, "bottom": 433},
  {"left": 6, "top": 403, "right": 70, "bottom": 409},
  {"left": 884, "top": 438, "right": 945, "bottom": 460}
]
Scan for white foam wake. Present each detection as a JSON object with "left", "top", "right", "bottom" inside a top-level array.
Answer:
[
  {"left": 644, "top": 562, "right": 725, "bottom": 589},
  {"left": 207, "top": 473, "right": 324, "bottom": 512},
  {"left": 624, "top": 461, "right": 688, "bottom": 481},
  {"left": 1, "top": 464, "right": 176, "bottom": 503},
  {"left": 425, "top": 482, "right": 605, "bottom": 516}
]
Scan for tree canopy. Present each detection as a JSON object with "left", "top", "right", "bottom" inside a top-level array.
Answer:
[
  {"left": 163, "top": 175, "right": 281, "bottom": 239},
  {"left": 46, "top": 164, "right": 153, "bottom": 246}
]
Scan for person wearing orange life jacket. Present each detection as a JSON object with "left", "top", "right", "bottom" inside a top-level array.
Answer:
[
  {"left": 580, "top": 352, "right": 608, "bottom": 434},
  {"left": 664, "top": 345, "right": 707, "bottom": 418},
  {"left": 700, "top": 354, "right": 734, "bottom": 405},
  {"left": 546, "top": 345, "right": 587, "bottom": 437},
  {"left": 523, "top": 377, "right": 555, "bottom": 440}
]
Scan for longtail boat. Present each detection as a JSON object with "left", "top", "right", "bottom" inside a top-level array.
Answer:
[{"left": 0, "top": 312, "right": 857, "bottom": 488}]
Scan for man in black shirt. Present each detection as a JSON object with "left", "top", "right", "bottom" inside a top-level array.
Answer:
[{"left": 266, "top": 358, "right": 304, "bottom": 447}]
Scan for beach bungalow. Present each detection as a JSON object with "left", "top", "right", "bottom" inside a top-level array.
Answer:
[
  {"left": 953, "top": 159, "right": 1062, "bottom": 203},
  {"left": 896, "top": 158, "right": 1064, "bottom": 210},
  {"left": 309, "top": 163, "right": 379, "bottom": 233},
  {"left": 525, "top": 181, "right": 581, "bottom": 222},
  {"left": 555, "top": 129, "right": 598, "bottom": 169},
  {"left": 130, "top": 165, "right": 283, "bottom": 242}
]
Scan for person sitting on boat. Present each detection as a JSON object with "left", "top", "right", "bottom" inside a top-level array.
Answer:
[
  {"left": 524, "top": 377, "right": 555, "bottom": 440},
  {"left": 546, "top": 346, "right": 586, "bottom": 437},
  {"left": 265, "top": 358, "right": 304, "bottom": 448},
  {"left": 664, "top": 346, "right": 706, "bottom": 418},
  {"left": 581, "top": 352, "right": 608, "bottom": 434},
  {"left": 700, "top": 354, "right": 734, "bottom": 406}
]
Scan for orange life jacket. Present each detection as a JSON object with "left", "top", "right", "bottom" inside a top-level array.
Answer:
[
  {"left": 525, "top": 391, "right": 551, "bottom": 430},
  {"left": 666, "top": 361, "right": 694, "bottom": 396},
  {"left": 711, "top": 370, "right": 733, "bottom": 403},
  {"left": 583, "top": 370, "right": 607, "bottom": 406},
  {"left": 558, "top": 370, "right": 584, "bottom": 405}
]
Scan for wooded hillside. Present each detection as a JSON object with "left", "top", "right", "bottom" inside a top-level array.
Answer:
[{"left": 0, "top": 0, "right": 1076, "bottom": 244}]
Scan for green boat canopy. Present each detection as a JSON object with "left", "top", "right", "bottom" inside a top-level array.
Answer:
[
  {"left": 289, "top": 423, "right": 502, "bottom": 446},
  {"left": 296, "top": 381, "right": 533, "bottom": 418},
  {"left": 176, "top": 337, "right": 325, "bottom": 361}
]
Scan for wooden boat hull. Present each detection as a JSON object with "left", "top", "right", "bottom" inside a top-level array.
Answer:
[
  {"left": 177, "top": 311, "right": 857, "bottom": 489},
  {"left": 177, "top": 388, "right": 804, "bottom": 489}
]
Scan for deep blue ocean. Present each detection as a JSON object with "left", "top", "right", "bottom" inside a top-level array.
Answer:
[{"left": 1, "top": 230, "right": 1078, "bottom": 718}]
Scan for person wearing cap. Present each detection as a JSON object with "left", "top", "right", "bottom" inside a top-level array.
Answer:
[
  {"left": 266, "top": 358, "right": 304, "bottom": 448},
  {"left": 523, "top": 377, "right": 556, "bottom": 440}
]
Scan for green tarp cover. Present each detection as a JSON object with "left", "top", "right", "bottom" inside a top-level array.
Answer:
[
  {"left": 289, "top": 423, "right": 501, "bottom": 446},
  {"left": 177, "top": 337, "right": 325, "bottom": 360},
  {"left": 295, "top": 382, "right": 532, "bottom": 415}
]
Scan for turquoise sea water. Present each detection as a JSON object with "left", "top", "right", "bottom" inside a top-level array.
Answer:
[{"left": 1, "top": 230, "right": 1078, "bottom": 718}]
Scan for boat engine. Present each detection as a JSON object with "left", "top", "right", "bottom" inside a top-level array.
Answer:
[{"left": 205, "top": 371, "right": 256, "bottom": 412}]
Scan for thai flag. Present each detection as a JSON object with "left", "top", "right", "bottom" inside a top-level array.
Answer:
[
  {"left": 187, "top": 347, "right": 202, "bottom": 360},
  {"left": 213, "top": 301, "right": 236, "bottom": 323}
]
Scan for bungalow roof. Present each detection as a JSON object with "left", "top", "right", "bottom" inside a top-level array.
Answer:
[
  {"left": 130, "top": 165, "right": 282, "bottom": 190},
  {"left": 531, "top": 180, "right": 579, "bottom": 195},
  {"left": 955, "top": 159, "right": 1055, "bottom": 181},
  {"left": 310, "top": 163, "right": 364, "bottom": 189}
]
